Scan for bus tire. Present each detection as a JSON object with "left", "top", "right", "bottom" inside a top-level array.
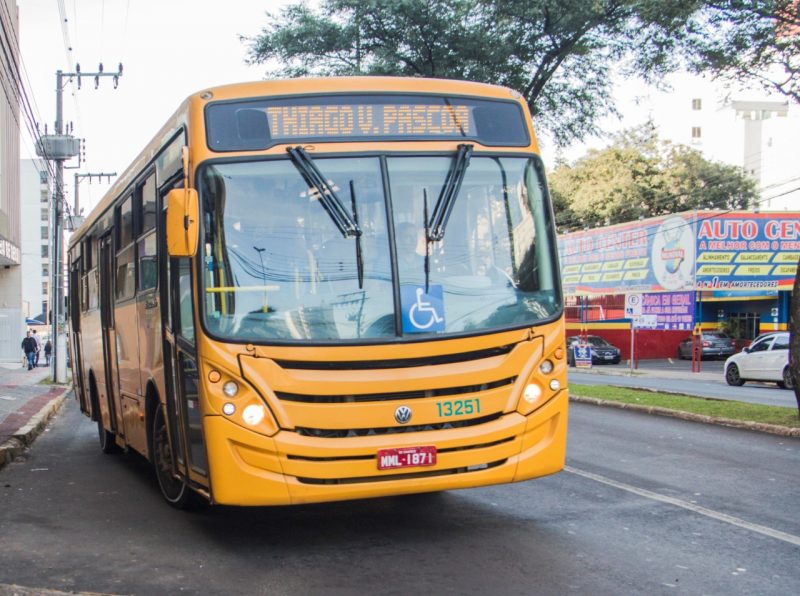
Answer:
[
  {"left": 151, "top": 404, "right": 191, "bottom": 509},
  {"left": 90, "top": 374, "right": 118, "bottom": 454}
]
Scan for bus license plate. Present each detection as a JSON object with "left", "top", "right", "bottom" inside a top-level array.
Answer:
[{"left": 377, "top": 446, "right": 437, "bottom": 470}]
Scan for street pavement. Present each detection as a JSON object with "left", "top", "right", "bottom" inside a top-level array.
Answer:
[{"left": 0, "top": 363, "right": 71, "bottom": 471}]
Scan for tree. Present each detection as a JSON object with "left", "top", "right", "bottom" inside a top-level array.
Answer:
[
  {"left": 677, "top": 1, "right": 800, "bottom": 104},
  {"left": 244, "top": 1, "right": 800, "bottom": 146},
  {"left": 547, "top": 125, "right": 758, "bottom": 231}
]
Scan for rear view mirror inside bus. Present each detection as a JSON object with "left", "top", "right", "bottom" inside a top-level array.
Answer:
[{"left": 166, "top": 188, "right": 199, "bottom": 257}]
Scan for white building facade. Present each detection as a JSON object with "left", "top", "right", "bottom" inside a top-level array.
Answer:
[
  {"left": 618, "top": 73, "right": 800, "bottom": 211},
  {"left": 20, "top": 159, "right": 51, "bottom": 324},
  {"left": 0, "top": 0, "right": 21, "bottom": 364}
]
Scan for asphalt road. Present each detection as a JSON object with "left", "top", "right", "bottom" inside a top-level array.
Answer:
[
  {"left": 0, "top": 399, "right": 798, "bottom": 595},
  {"left": 569, "top": 361, "right": 797, "bottom": 408}
]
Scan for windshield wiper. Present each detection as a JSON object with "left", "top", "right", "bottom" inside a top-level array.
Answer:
[
  {"left": 349, "top": 180, "right": 364, "bottom": 290},
  {"left": 286, "top": 146, "right": 361, "bottom": 238},
  {"left": 427, "top": 143, "right": 473, "bottom": 242}
]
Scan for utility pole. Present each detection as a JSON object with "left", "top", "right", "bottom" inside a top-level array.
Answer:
[
  {"left": 73, "top": 171, "right": 116, "bottom": 218},
  {"left": 37, "top": 63, "right": 122, "bottom": 383}
]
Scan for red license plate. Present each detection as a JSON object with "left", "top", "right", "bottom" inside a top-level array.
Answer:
[{"left": 377, "top": 446, "right": 437, "bottom": 470}]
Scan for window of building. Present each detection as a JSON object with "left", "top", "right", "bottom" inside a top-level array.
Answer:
[
  {"left": 41, "top": 246, "right": 49, "bottom": 258},
  {"left": 692, "top": 98, "right": 702, "bottom": 110},
  {"left": 41, "top": 226, "right": 48, "bottom": 240},
  {"left": 41, "top": 208, "right": 48, "bottom": 221},
  {"left": 42, "top": 281, "right": 48, "bottom": 296},
  {"left": 42, "top": 265, "right": 49, "bottom": 277},
  {"left": 691, "top": 126, "right": 702, "bottom": 139}
]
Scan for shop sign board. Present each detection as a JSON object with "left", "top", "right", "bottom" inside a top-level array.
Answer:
[
  {"left": 640, "top": 291, "right": 695, "bottom": 330},
  {"left": 558, "top": 213, "right": 696, "bottom": 295},
  {"left": 573, "top": 344, "right": 592, "bottom": 368},
  {"left": 695, "top": 212, "right": 799, "bottom": 291}
]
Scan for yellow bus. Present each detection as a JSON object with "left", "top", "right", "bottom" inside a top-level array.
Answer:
[{"left": 67, "top": 77, "right": 568, "bottom": 507}]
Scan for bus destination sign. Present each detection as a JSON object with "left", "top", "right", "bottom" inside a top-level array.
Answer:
[
  {"left": 265, "top": 103, "right": 471, "bottom": 139},
  {"left": 206, "top": 94, "right": 530, "bottom": 150}
]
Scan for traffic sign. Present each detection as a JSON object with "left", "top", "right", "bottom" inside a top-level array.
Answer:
[{"left": 625, "top": 293, "right": 643, "bottom": 317}]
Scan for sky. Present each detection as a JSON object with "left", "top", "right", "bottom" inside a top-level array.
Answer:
[{"left": 18, "top": 0, "right": 281, "bottom": 213}]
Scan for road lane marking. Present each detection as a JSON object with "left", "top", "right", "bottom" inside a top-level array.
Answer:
[{"left": 565, "top": 465, "right": 800, "bottom": 547}]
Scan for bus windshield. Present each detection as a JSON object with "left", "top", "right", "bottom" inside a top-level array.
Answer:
[{"left": 200, "top": 154, "right": 560, "bottom": 342}]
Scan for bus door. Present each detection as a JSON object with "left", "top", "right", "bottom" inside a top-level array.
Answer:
[
  {"left": 98, "top": 233, "right": 123, "bottom": 436},
  {"left": 159, "top": 191, "right": 208, "bottom": 486},
  {"left": 69, "top": 260, "right": 88, "bottom": 413}
]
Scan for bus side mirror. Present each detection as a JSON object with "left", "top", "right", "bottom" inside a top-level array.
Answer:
[{"left": 166, "top": 188, "right": 199, "bottom": 257}]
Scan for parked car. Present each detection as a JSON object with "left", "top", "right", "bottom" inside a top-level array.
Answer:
[
  {"left": 566, "top": 335, "right": 621, "bottom": 366},
  {"left": 677, "top": 332, "right": 735, "bottom": 360},
  {"left": 724, "top": 332, "right": 793, "bottom": 389}
]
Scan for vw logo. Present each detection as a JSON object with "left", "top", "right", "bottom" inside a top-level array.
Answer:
[{"left": 394, "top": 405, "right": 412, "bottom": 425}]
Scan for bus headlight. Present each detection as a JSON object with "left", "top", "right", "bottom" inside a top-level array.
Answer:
[
  {"left": 549, "top": 379, "right": 561, "bottom": 391},
  {"left": 523, "top": 383, "right": 542, "bottom": 404},
  {"left": 539, "top": 359, "right": 554, "bottom": 375},
  {"left": 222, "top": 402, "right": 236, "bottom": 416},
  {"left": 242, "top": 404, "right": 265, "bottom": 426}
]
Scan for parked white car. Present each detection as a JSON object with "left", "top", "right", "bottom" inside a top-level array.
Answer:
[{"left": 724, "top": 332, "right": 793, "bottom": 390}]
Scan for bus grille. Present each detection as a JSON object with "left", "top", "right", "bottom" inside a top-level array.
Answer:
[
  {"left": 295, "top": 412, "right": 502, "bottom": 438},
  {"left": 296, "top": 459, "right": 507, "bottom": 485},
  {"left": 273, "top": 344, "right": 514, "bottom": 370},
  {"left": 277, "top": 377, "right": 515, "bottom": 404}
]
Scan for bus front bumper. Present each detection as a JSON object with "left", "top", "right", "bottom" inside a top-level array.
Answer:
[{"left": 203, "top": 390, "right": 568, "bottom": 506}]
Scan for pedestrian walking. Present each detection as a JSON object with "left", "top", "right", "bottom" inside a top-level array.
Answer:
[
  {"left": 44, "top": 339, "right": 52, "bottom": 366},
  {"left": 21, "top": 331, "right": 37, "bottom": 371},
  {"left": 32, "top": 329, "right": 42, "bottom": 367}
]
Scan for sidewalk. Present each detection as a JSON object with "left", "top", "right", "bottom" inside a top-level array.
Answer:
[
  {"left": 0, "top": 363, "right": 71, "bottom": 471},
  {"left": 571, "top": 358, "right": 723, "bottom": 382}
]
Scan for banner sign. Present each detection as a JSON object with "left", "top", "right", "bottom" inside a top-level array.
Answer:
[
  {"left": 558, "top": 213, "right": 695, "bottom": 295},
  {"left": 0, "top": 234, "right": 20, "bottom": 266},
  {"left": 639, "top": 291, "right": 695, "bottom": 330},
  {"left": 695, "top": 212, "right": 799, "bottom": 291},
  {"left": 558, "top": 211, "right": 799, "bottom": 295}
]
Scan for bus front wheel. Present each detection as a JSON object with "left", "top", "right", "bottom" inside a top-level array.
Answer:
[{"left": 151, "top": 405, "right": 191, "bottom": 509}]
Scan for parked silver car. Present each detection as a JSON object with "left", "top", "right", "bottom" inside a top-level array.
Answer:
[
  {"left": 724, "top": 332, "right": 793, "bottom": 389},
  {"left": 677, "top": 332, "right": 735, "bottom": 360}
]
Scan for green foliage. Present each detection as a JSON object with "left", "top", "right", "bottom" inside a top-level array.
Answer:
[
  {"left": 678, "top": 1, "right": 800, "bottom": 104},
  {"left": 547, "top": 124, "right": 758, "bottom": 231},
  {"left": 244, "top": 1, "right": 799, "bottom": 146},
  {"left": 245, "top": 1, "right": 709, "bottom": 145}
]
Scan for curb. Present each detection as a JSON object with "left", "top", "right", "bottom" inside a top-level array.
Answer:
[
  {"left": 571, "top": 395, "right": 800, "bottom": 438},
  {"left": 0, "top": 389, "right": 71, "bottom": 471}
]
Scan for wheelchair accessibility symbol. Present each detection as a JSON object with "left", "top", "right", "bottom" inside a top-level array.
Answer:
[{"left": 401, "top": 285, "right": 445, "bottom": 333}]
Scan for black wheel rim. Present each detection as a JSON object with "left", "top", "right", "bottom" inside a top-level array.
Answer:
[
  {"left": 726, "top": 365, "right": 740, "bottom": 385},
  {"left": 784, "top": 368, "right": 794, "bottom": 389}
]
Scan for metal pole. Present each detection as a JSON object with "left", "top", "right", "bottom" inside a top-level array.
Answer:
[
  {"left": 50, "top": 70, "right": 64, "bottom": 383},
  {"left": 74, "top": 172, "right": 79, "bottom": 217}
]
